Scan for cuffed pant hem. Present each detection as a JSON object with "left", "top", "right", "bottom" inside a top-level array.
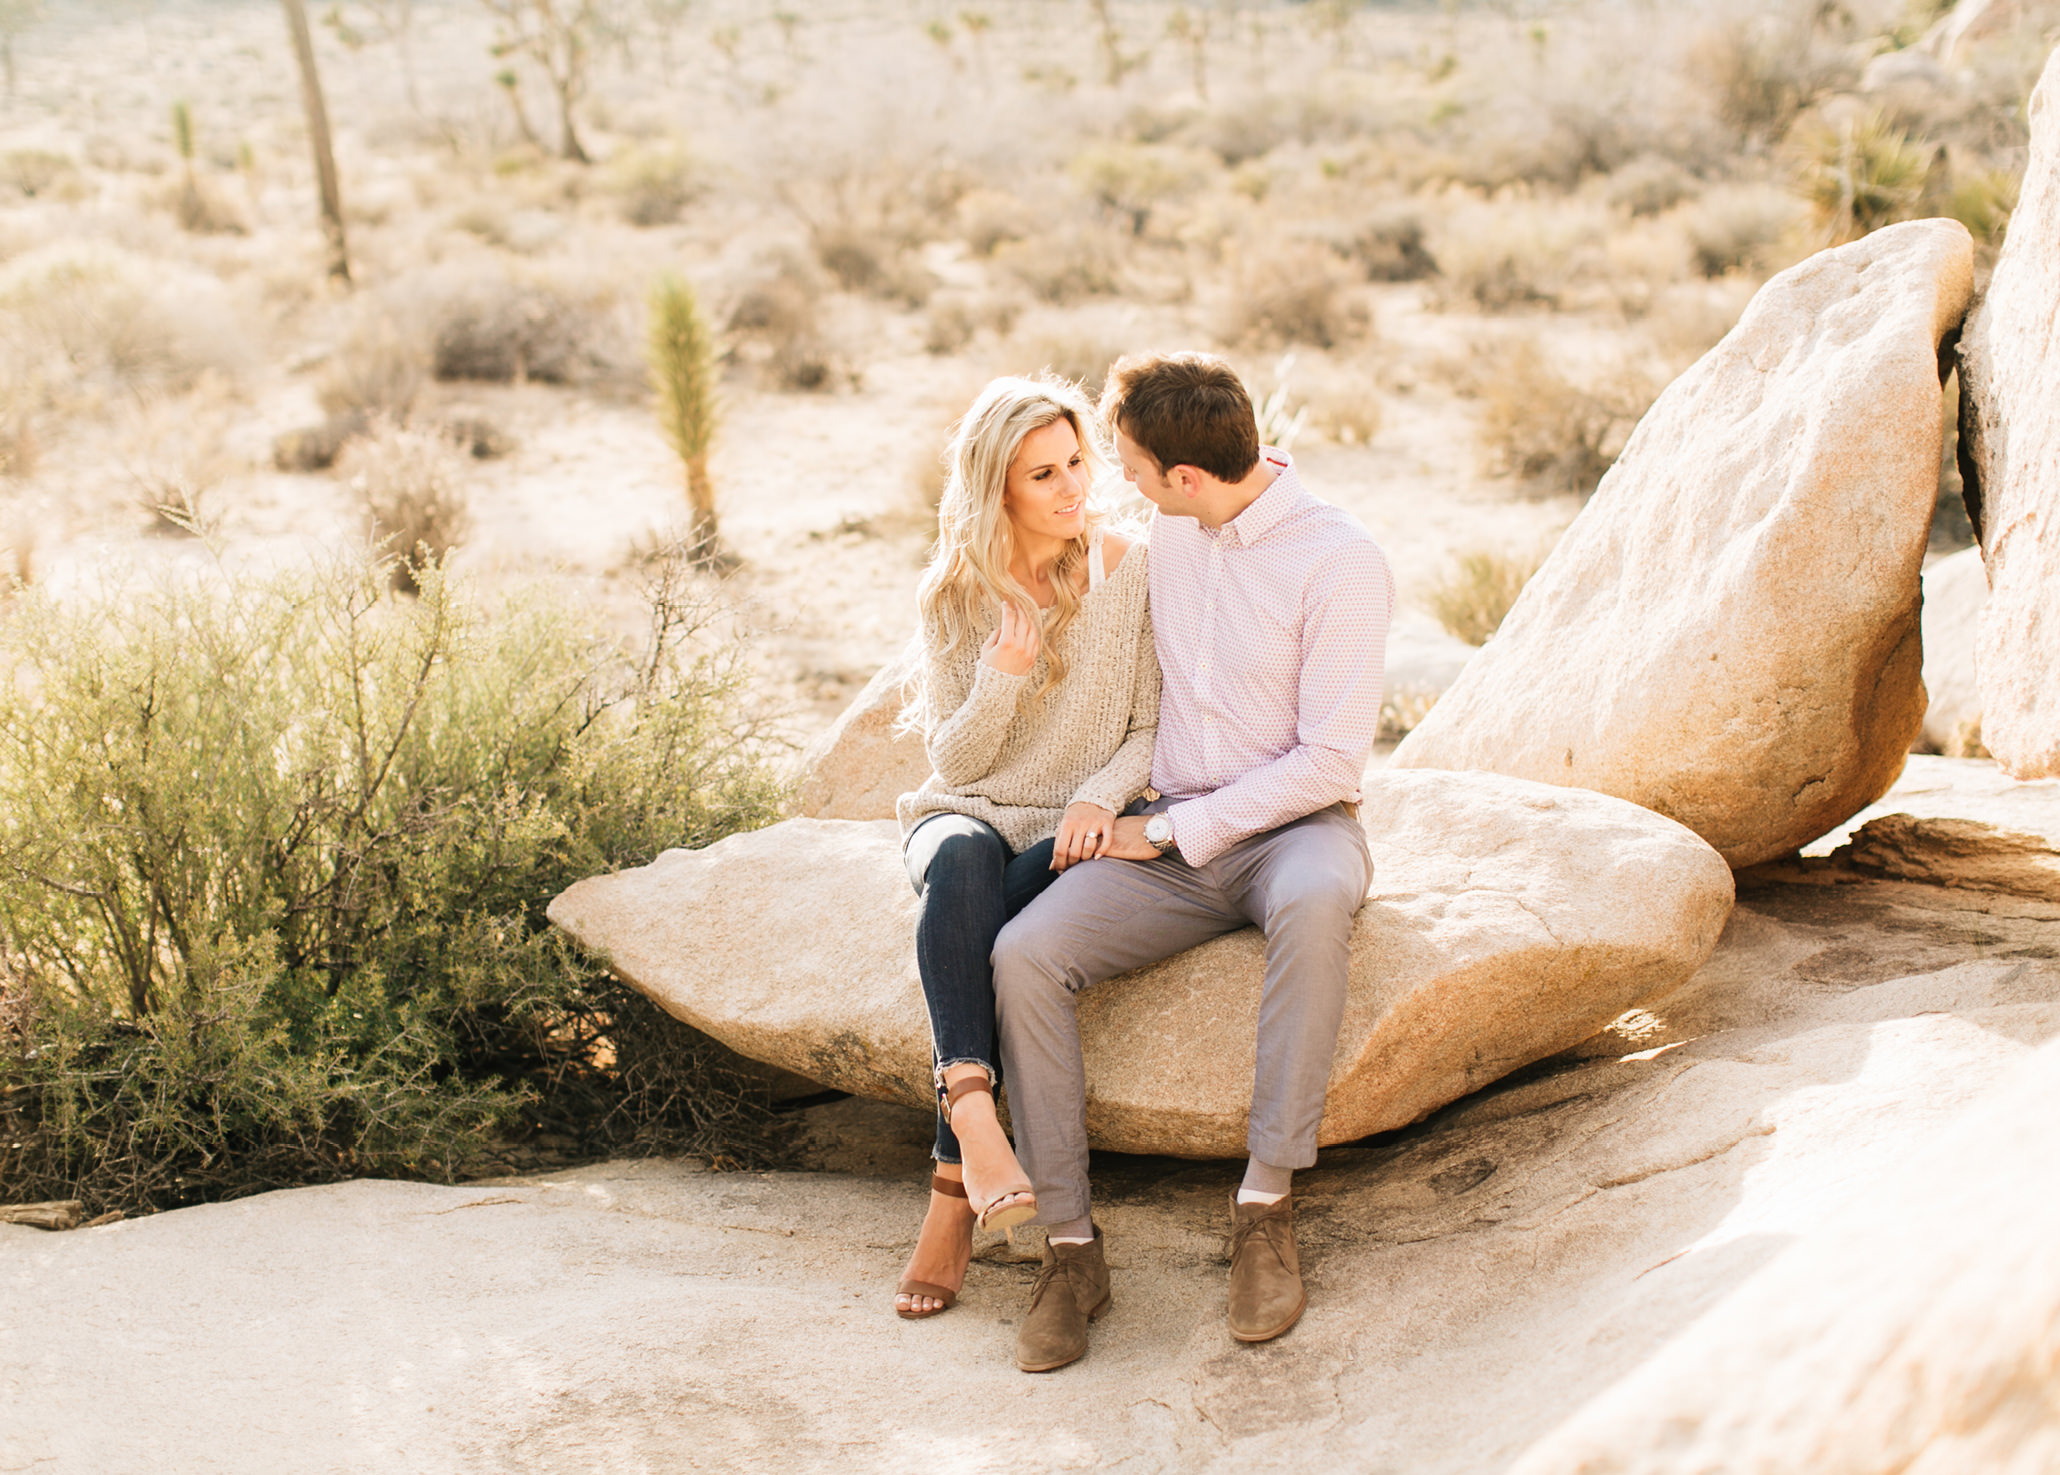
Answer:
[
  {"left": 1032, "top": 1194, "right": 1090, "bottom": 1226},
  {"left": 1245, "top": 1126, "right": 1320, "bottom": 1172}
]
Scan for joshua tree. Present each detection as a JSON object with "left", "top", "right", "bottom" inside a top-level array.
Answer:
[
  {"left": 0, "top": 0, "right": 43, "bottom": 102},
  {"left": 1087, "top": 0, "right": 1143, "bottom": 86},
  {"left": 478, "top": 0, "right": 603, "bottom": 164},
  {"left": 322, "top": 0, "right": 421, "bottom": 112},
  {"left": 643, "top": 0, "right": 692, "bottom": 80},
  {"left": 281, "top": 0, "right": 350, "bottom": 282},
  {"left": 646, "top": 275, "right": 722, "bottom": 561},
  {"left": 1167, "top": 6, "right": 1209, "bottom": 99}
]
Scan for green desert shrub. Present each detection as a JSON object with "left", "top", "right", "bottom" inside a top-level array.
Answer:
[
  {"left": 607, "top": 143, "right": 698, "bottom": 227},
  {"left": 1069, "top": 141, "right": 1215, "bottom": 236},
  {"left": 1946, "top": 165, "right": 2019, "bottom": 247},
  {"left": 0, "top": 551, "right": 788, "bottom": 1216},
  {"left": 1798, "top": 111, "right": 1933, "bottom": 244}
]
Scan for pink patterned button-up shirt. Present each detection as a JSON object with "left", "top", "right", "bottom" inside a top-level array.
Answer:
[{"left": 1149, "top": 449, "right": 1394, "bottom": 867}]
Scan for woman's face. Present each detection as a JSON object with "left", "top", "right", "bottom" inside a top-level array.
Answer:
[{"left": 1001, "top": 417, "right": 1090, "bottom": 547}]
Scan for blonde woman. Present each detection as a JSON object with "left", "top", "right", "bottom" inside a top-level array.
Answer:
[{"left": 893, "top": 376, "right": 1159, "bottom": 1319}]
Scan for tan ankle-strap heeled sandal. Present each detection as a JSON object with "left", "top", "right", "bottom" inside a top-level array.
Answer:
[{"left": 945, "top": 1076, "right": 1039, "bottom": 1234}]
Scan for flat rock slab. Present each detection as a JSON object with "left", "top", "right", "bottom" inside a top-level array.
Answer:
[
  {"left": 1961, "top": 49, "right": 2060, "bottom": 777},
  {"left": 1392, "top": 220, "right": 1974, "bottom": 868},
  {"left": 550, "top": 768, "right": 1734, "bottom": 1157},
  {"left": 1803, "top": 752, "right": 2060, "bottom": 902},
  {"left": 11, "top": 875, "right": 2060, "bottom": 1473},
  {"left": 1513, "top": 1028, "right": 2060, "bottom": 1475}
]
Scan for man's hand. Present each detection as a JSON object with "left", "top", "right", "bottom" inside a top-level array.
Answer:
[
  {"left": 979, "top": 601, "right": 1040, "bottom": 676},
  {"left": 1050, "top": 802, "right": 1115, "bottom": 871},
  {"left": 1098, "top": 815, "right": 1163, "bottom": 862}
]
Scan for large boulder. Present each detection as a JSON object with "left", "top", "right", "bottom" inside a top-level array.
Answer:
[
  {"left": 1509, "top": 1030, "right": 2060, "bottom": 1475},
  {"left": 1918, "top": 545, "right": 1988, "bottom": 754},
  {"left": 1391, "top": 220, "right": 1975, "bottom": 868},
  {"left": 1959, "top": 50, "right": 2060, "bottom": 779},
  {"left": 548, "top": 768, "right": 1734, "bottom": 1157},
  {"left": 792, "top": 648, "right": 931, "bottom": 822}
]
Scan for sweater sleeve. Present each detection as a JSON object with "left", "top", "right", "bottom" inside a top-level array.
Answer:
[
  {"left": 920, "top": 621, "right": 1028, "bottom": 787},
  {"left": 1068, "top": 601, "right": 1161, "bottom": 816}
]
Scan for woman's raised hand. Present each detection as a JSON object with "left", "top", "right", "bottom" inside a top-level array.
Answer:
[
  {"left": 1051, "top": 801, "right": 1116, "bottom": 872},
  {"left": 979, "top": 600, "right": 1040, "bottom": 677}
]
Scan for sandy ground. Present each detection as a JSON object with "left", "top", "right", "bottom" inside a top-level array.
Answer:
[{"left": 8, "top": 861, "right": 2058, "bottom": 1473}]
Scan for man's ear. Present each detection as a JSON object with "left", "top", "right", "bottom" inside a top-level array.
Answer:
[{"left": 1169, "top": 464, "right": 1206, "bottom": 501}]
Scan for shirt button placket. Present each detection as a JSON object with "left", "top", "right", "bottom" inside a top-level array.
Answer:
[{"left": 1201, "top": 539, "right": 1223, "bottom": 777}]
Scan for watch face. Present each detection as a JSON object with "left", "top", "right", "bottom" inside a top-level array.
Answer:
[{"left": 1145, "top": 815, "right": 1172, "bottom": 844}]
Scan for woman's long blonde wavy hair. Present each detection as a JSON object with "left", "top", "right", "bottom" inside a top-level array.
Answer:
[{"left": 906, "top": 375, "right": 1109, "bottom": 721}]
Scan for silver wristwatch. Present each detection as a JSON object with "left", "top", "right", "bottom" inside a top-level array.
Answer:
[{"left": 1143, "top": 813, "right": 1176, "bottom": 856}]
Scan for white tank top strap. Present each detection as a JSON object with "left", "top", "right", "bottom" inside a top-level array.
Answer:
[{"left": 1087, "top": 528, "right": 1107, "bottom": 591}]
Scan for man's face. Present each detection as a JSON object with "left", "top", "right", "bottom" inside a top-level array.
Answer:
[{"left": 1111, "top": 424, "right": 1186, "bottom": 516}]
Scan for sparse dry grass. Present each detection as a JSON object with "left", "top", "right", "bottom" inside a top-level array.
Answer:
[
  {"left": 1220, "top": 239, "right": 1366, "bottom": 349},
  {"left": 1427, "top": 548, "right": 1546, "bottom": 647},
  {"left": 422, "top": 268, "right": 627, "bottom": 386},
  {"left": 1477, "top": 341, "right": 1657, "bottom": 497},
  {"left": 1429, "top": 195, "right": 1608, "bottom": 312},
  {"left": 995, "top": 224, "right": 1126, "bottom": 304},
  {"left": 121, "top": 388, "right": 238, "bottom": 535},
  {"left": 725, "top": 248, "right": 843, "bottom": 392},
  {"left": 321, "top": 311, "right": 428, "bottom": 422},
  {"left": 340, "top": 419, "right": 473, "bottom": 588},
  {"left": 0, "top": 241, "right": 248, "bottom": 402}
]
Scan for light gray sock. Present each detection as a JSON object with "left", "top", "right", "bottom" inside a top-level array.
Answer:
[
  {"left": 1047, "top": 1214, "right": 1094, "bottom": 1244},
  {"left": 1238, "top": 1157, "right": 1293, "bottom": 1203}
]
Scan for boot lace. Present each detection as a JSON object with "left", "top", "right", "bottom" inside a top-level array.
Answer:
[{"left": 1229, "top": 1205, "right": 1290, "bottom": 1270}]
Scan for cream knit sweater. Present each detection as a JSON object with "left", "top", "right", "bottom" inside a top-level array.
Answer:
[{"left": 898, "top": 538, "right": 1159, "bottom": 852}]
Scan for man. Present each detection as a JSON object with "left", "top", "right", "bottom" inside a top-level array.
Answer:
[{"left": 993, "top": 351, "right": 1393, "bottom": 1373}]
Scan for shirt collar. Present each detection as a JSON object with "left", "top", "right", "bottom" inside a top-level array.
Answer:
[{"left": 1219, "top": 448, "right": 1302, "bottom": 548}]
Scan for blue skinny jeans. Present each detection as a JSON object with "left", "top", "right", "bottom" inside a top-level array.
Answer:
[{"left": 903, "top": 813, "right": 1060, "bottom": 1164}]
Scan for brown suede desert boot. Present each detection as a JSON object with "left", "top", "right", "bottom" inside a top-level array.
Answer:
[
  {"left": 1015, "top": 1227, "right": 1111, "bottom": 1372},
  {"left": 1227, "top": 1194, "right": 1305, "bottom": 1343}
]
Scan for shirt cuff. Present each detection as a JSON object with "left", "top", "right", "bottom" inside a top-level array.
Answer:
[{"left": 1165, "top": 796, "right": 1214, "bottom": 866}]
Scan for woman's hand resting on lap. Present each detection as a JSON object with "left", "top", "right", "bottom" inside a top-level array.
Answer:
[
  {"left": 1051, "top": 801, "right": 1115, "bottom": 871},
  {"left": 980, "top": 601, "right": 1040, "bottom": 677}
]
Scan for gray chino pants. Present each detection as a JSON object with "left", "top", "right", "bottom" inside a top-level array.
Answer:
[{"left": 991, "top": 799, "right": 1373, "bottom": 1224}]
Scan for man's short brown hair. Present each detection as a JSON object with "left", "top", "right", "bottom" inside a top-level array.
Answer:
[{"left": 1099, "top": 351, "right": 1260, "bottom": 484}]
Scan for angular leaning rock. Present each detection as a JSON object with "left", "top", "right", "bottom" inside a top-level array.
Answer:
[
  {"left": 1391, "top": 219, "right": 1975, "bottom": 869},
  {"left": 548, "top": 769, "right": 1735, "bottom": 1157},
  {"left": 1959, "top": 49, "right": 2060, "bottom": 779},
  {"left": 791, "top": 649, "right": 932, "bottom": 823}
]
